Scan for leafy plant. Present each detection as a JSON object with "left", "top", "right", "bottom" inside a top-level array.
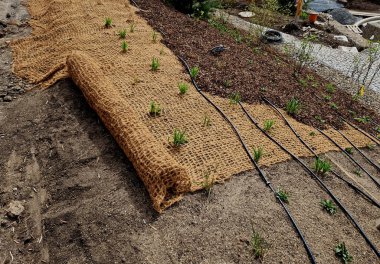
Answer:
[
  {"left": 104, "top": 17, "right": 112, "bottom": 28},
  {"left": 152, "top": 31, "right": 158, "bottom": 43},
  {"left": 129, "top": 22, "right": 136, "bottom": 32},
  {"left": 203, "top": 115, "right": 211, "bottom": 127},
  {"left": 118, "top": 29, "right": 127, "bottom": 39},
  {"left": 172, "top": 129, "right": 188, "bottom": 147},
  {"left": 314, "top": 158, "right": 331, "bottom": 175},
  {"left": 263, "top": 120, "right": 275, "bottom": 132},
  {"left": 178, "top": 82, "right": 189, "bottom": 95},
  {"left": 253, "top": 147, "right": 264, "bottom": 163},
  {"left": 345, "top": 147, "right": 353, "bottom": 155},
  {"left": 250, "top": 225, "right": 269, "bottom": 260},
  {"left": 190, "top": 66, "right": 200, "bottom": 79},
  {"left": 335, "top": 242, "right": 353, "bottom": 264},
  {"left": 320, "top": 199, "right": 337, "bottom": 215},
  {"left": 285, "top": 98, "right": 300, "bottom": 115},
  {"left": 121, "top": 40, "right": 128, "bottom": 53},
  {"left": 149, "top": 101, "right": 161, "bottom": 116},
  {"left": 354, "top": 116, "right": 370, "bottom": 124},
  {"left": 276, "top": 188, "right": 289, "bottom": 203},
  {"left": 326, "top": 83, "right": 336, "bottom": 93},
  {"left": 229, "top": 92, "right": 241, "bottom": 105},
  {"left": 151, "top": 57, "right": 160, "bottom": 71},
  {"left": 201, "top": 171, "right": 215, "bottom": 197}
]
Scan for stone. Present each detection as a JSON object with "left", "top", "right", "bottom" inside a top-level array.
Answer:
[
  {"left": 333, "top": 35, "right": 349, "bottom": 42},
  {"left": 238, "top": 11, "right": 254, "bottom": 18},
  {"left": 338, "top": 46, "right": 358, "bottom": 53},
  {"left": 0, "top": 89, "right": 7, "bottom": 97},
  {"left": 6, "top": 201, "right": 24, "bottom": 219},
  {"left": 3, "top": 95, "right": 12, "bottom": 102}
]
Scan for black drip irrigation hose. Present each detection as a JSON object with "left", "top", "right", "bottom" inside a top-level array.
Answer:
[
  {"left": 178, "top": 56, "right": 317, "bottom": 264},
  {"left": 262, "top": 97, "right": 380, "bottom": 209},
  {"left": 238, "top": 101, "right": 380, "bottom": 258},
  {"left": 334, "top": 129, "right": 380, "bottom": 172},
  {"left": 316, "top": 128, "right": 380, "bottom": 189},
  {"left": 341, "top": 116, "right": 380, "bottom": 146}
]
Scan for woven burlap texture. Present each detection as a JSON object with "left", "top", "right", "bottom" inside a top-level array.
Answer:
[{"left": 11, "top": 0, "right": 374, "bottom": 211}]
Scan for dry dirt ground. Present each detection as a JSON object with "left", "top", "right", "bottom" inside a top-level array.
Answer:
[{"left": 1, "top": 1, "right": 380, "bottom": 264}]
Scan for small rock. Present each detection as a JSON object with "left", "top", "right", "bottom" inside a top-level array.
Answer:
[
  {"left": 338, "top": 46, "right": 358, "bottom": 53},
  {"left": 333, "top": 35, "right": 349, "bottom": 42},
  {"left": 376, "top": 218, "right": 380, "bottom": 231},
  {"left": 3, "top": 95, "right": 12, "bottom": 102},
  {"left": 238, "top": 11, "right": 254, "bottom": 18},
  {"left": 6, "top": 201, "right": 24, "bottom": 219}
]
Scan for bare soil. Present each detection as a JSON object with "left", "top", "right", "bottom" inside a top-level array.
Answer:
[
  {"left": 347, "top": 0, "right": 380, "bottom": 11},
  {"left": 1, "top": 1, "right": 380, "bottom": 263}
]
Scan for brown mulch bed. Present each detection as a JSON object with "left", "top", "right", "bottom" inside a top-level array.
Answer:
[
  {"left": 347, "top": 0, "right": 380, "bottom": 11},
  {"left": 135, "top": 0, "right": 380, "bottom": 137}
]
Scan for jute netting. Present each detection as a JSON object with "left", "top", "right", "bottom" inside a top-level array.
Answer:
[{"left": 12, "top": 0, "right": 374, "bottom": 212}]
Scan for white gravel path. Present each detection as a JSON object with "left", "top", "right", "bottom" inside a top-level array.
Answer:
[{"left": 214, "top": 10, "right": 380, "bottom": 94}]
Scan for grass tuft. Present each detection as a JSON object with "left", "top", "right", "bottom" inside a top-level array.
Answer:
[
  {"left": 285, "top": 98, "right": 300, "bottom": 115},
  {"left": 152, "top": 31, "right": 158, "bottom": 43},
  {"left": 326, "top": 83, "right": 336, "bottom": 93},
  {"left": 276, "top": 187, "right": 289, "bottom": 203},
  {"left": 172, "top": 129, "right": 188, "bottom": 147},
  {"left": 149, "top": 101, "right": 161, "bottom": 116},
  {"left": 263, "top": 120, "right": 275, "bottom": 132},
  {"left": 121, "top": 40, "right": 128, "bottom": 53},
  {"left": 250, "top": 225, "right": 269, "bottom": 260},
  {"left": 252, "top": 147, "right": 263, "bottom": 163},
  {"left": 335, "top": 242, "right": 353, "bottom": 263},
  {"left": 129, "top": 22, "right": 136, "bottom": 32},
  {"left": 178, "top": 82, "right": 189, "bottom": 95},
  {"left": 320, "top": 199, "right": 337, "bottom": 215},
  {"left": 119, "top": 29, "right": 127, "bottom": 39},
  {"left": 229, "top": 92, "right": 241, "bottom": 105},
  {"left": 104, "top": 17, "right": 112, "bottom": 28},
  {"left": 203, "top": 115, "right": 211, "bottom": 127},
  {"left": 190, "top": 66, "right": 200, "bottom": 79},
  {"left": 345, "top": 147, "right": 353, "bottom": 155},
  {"left": 151, "top": 57, "right": 160, "bottom": 71}
]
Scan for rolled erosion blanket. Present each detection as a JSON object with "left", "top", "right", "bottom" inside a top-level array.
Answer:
[{"left": 67, "top": 51, "right": 191, "bottom": 212}]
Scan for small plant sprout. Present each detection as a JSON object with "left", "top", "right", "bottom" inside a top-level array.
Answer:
[
  {"left": 314, "top": 157, "right": 331, "bottom": 175},
  {"left": 229, "top": 92, "right": 241, "bottom": 105},
  {"left": 335, "top": 242, "right": 353, "bottom": 263},
  {"left": 250, "top": 224, "right": 269, "bottom": 260},
  {"left": 178, "top": 82, "right": 189, "bottom": 95},
  {"left": 190, "top": 66, "right": 200, "bottom": 79},
  {"left": 326, "top": 83, "right": 336, "bottom": 93},
  {"left": 320, "top": 199, "right": 337, "bottom": 215},
  {"left": 345, "top": 147, "right": 353, "bottom": 155},
  {"left": 151, "top": 57, "right": 160, "bottom": 71},
  {"left": 276, "top": 188, "right": 289, "bottom": 203},
  {"left": 201, "top": 171, "right": 215, "bottom": 197},
  {"left": 172, "top": 129, "right": 188, "bottom": 147},
  {"left": 354, "top": 116, "right": 370, "bottom": 124},
  {"left": 353, "top": 169, "right": 362, "bottom": 177},
  {"left": 121, "top": 40, "right": 128, "bottom": 53},
  {"left": 252, "top": 147, "right": 263, "bottom": 163},
  {"left": 299, "top": 79, "right": 308, "bottom": 88},
  {"left": 152, "top": 31, "right": 158, "bottom": 43},
  {"left": 263, "top": 120, "right": 275, "bottom": 132},
  {"left": 129, "top": 22, "right": 136, "bottom": 32},
  {"left": 286, "top": 98, "right": 300, "bottom": 115},
  {"left": 366, "top": 143, "right": 375, "bottom": 150},
  {"left": 203, "top": 115, "right": 211, "bottom": 127},
  {"left": 118, "top": 29, "right": 127, "bottom": 39},
  {"left": 149, "top": 101, "right": 161, "bottom": 116},
  {"left": 330, "top": 102, "right": 338, "bottom": 110},
  {"left": 104, "top": 17, "right": 112, "bottom": 28},
  {"left": 309, "top": 131, "right": 316, "bottom": 136}
]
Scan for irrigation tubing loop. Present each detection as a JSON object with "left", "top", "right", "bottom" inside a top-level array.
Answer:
[
  {"left": 316, "top": 128, "right": 380, "bottom": 189},
  {"left": 238, "top": 101, "right": 380, "bottom": 258},
  {"left": 334, "top": 129, "right": 380, "bottom": 172},
  {"left": 262, "top": 97, "right": 380, "bottom": 208},
  {"left": 178, "top": 56, "right": 317, "bottom": 264}
]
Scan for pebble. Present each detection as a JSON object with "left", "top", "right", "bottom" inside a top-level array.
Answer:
[
  {"left": 6, "top": 200, "right": 24, "bottom": 219},
  {"left": 3, "top": 95, "right": 12, "bottom": 102}
]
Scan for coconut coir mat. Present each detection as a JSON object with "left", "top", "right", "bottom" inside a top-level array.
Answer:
[{"left": 11, "top": 0, "right": 374, "bottom": 212}]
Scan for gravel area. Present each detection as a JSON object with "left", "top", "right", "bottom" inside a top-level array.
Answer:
[{"left": 215, "top": 10, "right": 380, "bottom": 95}]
